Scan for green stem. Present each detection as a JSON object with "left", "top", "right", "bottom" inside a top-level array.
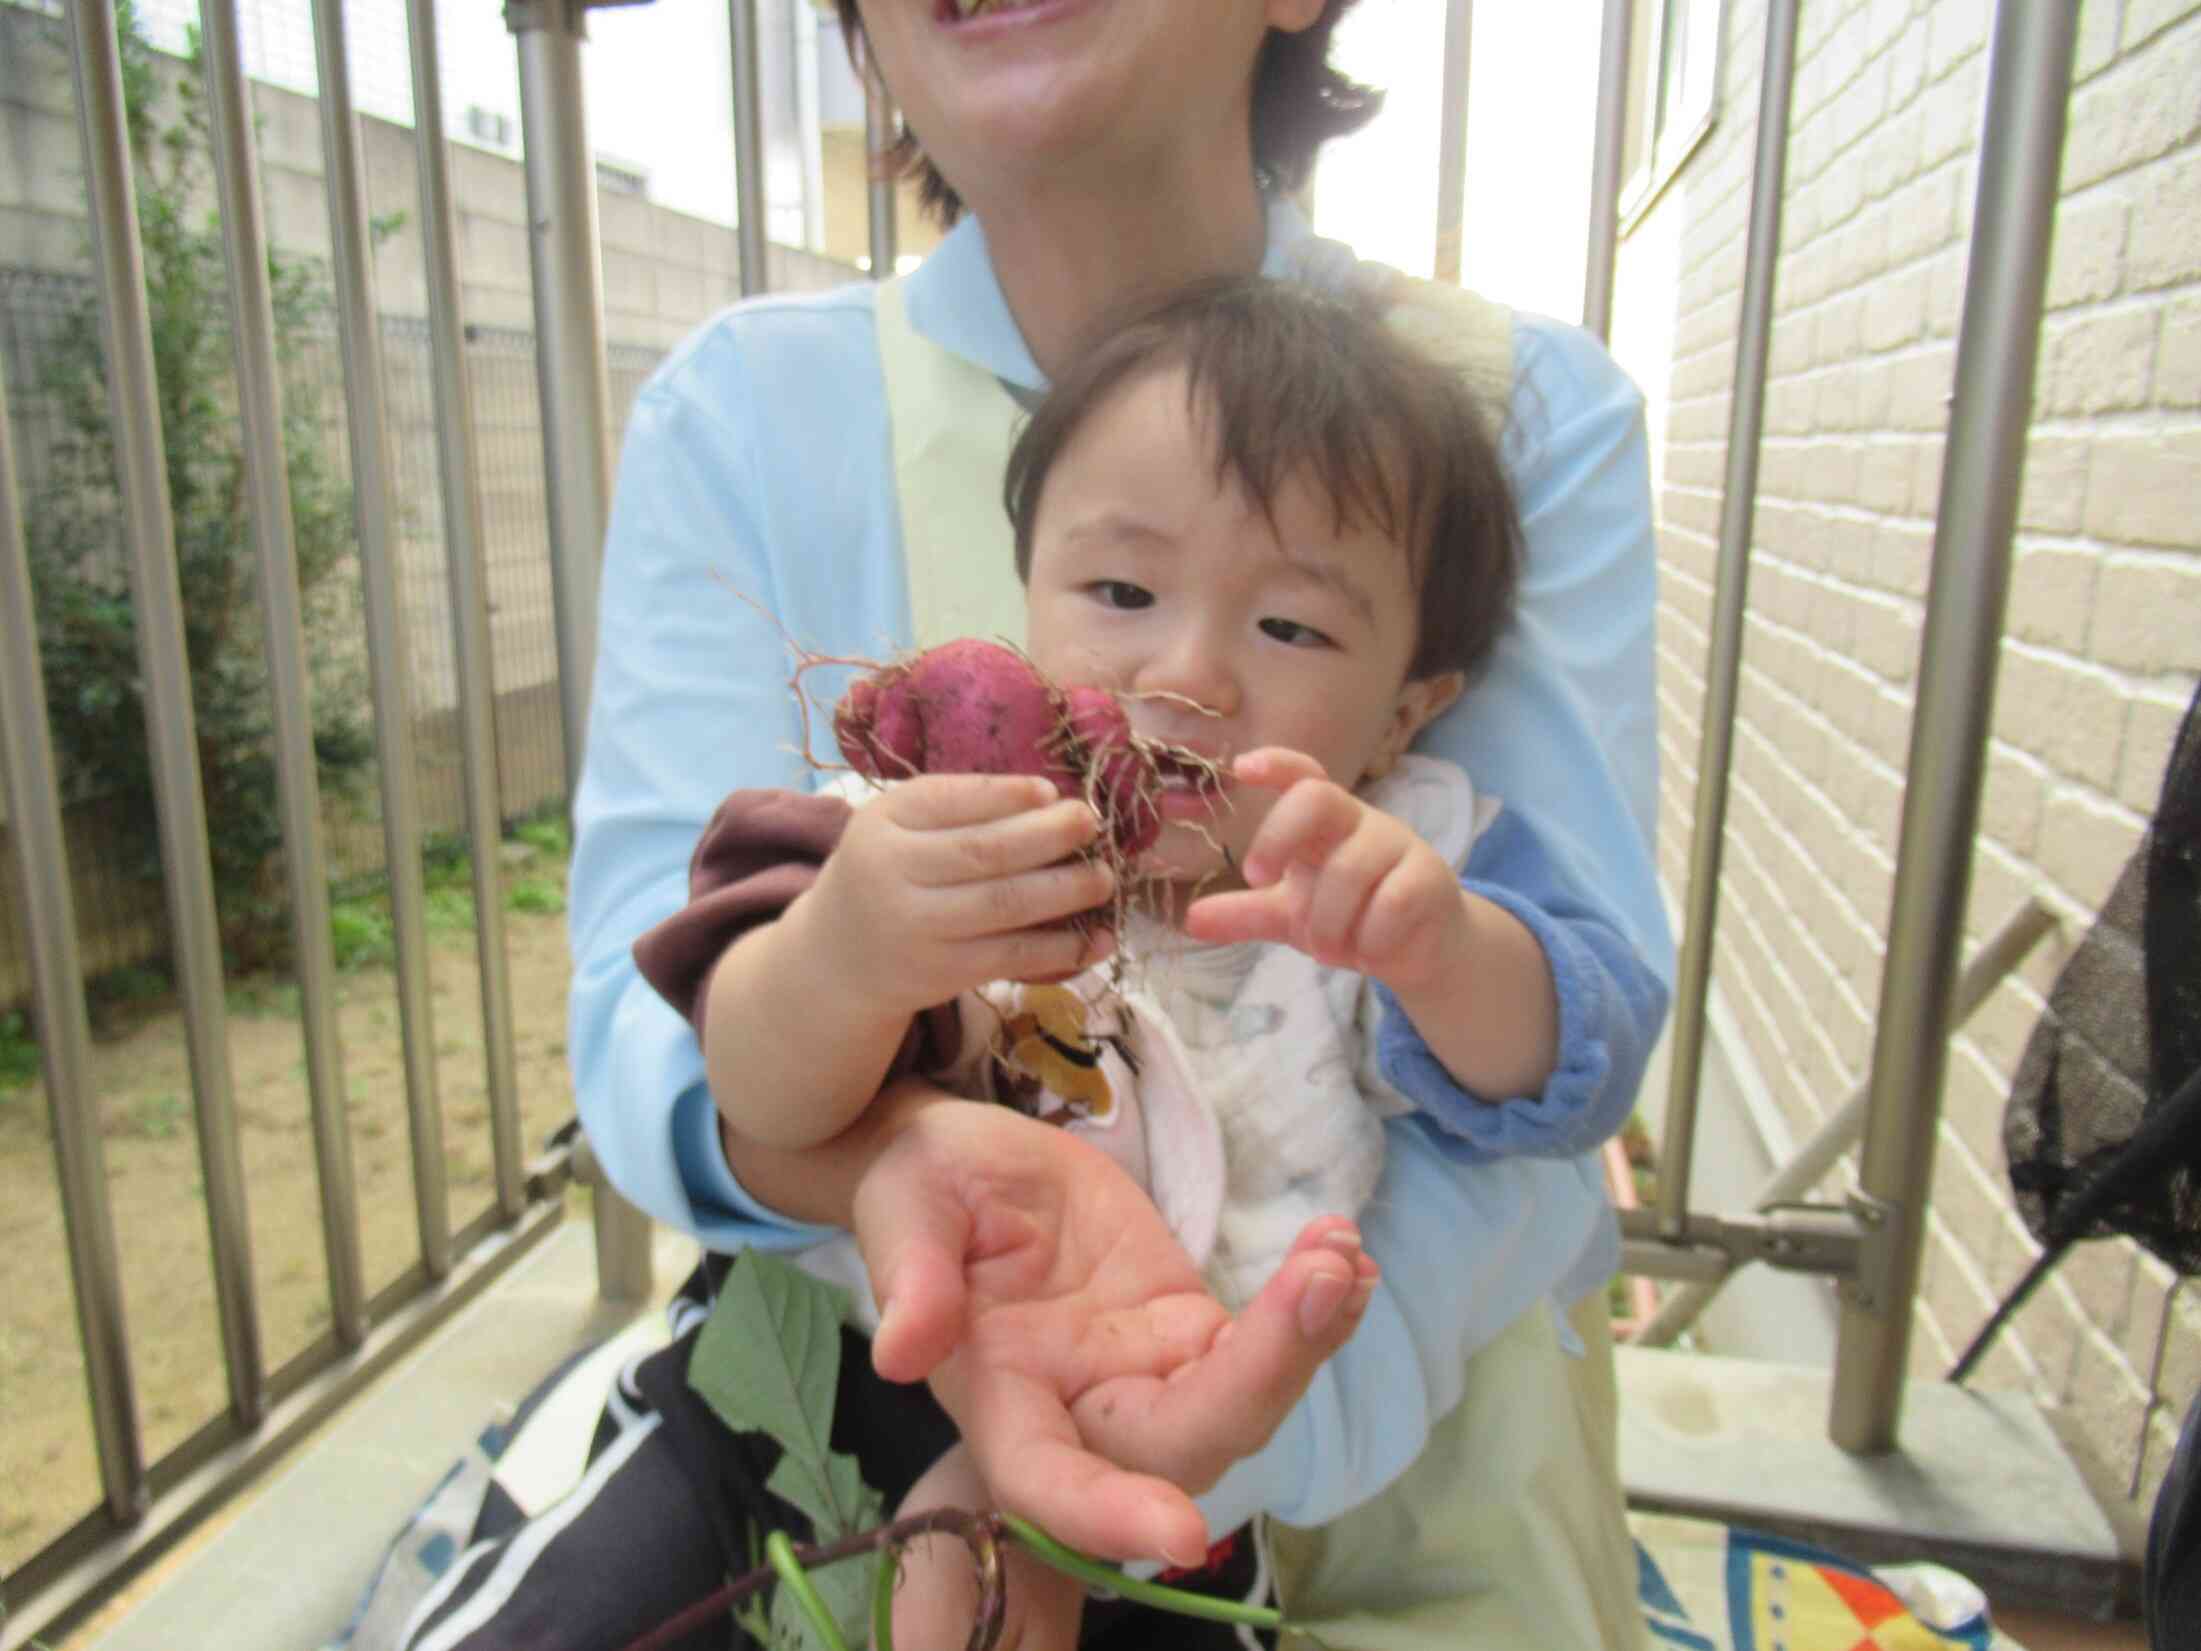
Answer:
[
  {"left": 766, "top": 1528, "right": 852, "bottom": 1651},
  {"left": 871, "top": 1537, "right": 899, "bottom": 1651},
  {"left": 998, "top": 1514, "right": 1285, "bottom": 1631}
]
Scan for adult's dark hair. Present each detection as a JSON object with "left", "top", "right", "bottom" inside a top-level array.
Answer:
[
  {"left": 830, "top": 1, "right": 1383, "bottom": 225},
  {"left": 1004, "top": 278, "right": 1521, "bottom": 685}
]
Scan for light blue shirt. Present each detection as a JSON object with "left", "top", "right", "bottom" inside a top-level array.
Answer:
[{"left": 567, "top": 202, "right": 1674, "bottom": 1533}]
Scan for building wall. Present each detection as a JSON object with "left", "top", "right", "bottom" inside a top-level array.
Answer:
[{"left": 1616, "top": 0, "right": 2200, "bottom": 1508}]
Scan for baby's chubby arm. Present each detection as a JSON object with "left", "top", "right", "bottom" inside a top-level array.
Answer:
[
  {"left": 1182, "top": 747, "right": 1558, "bottom": 1102},
  {"left": 700, "top": 775, "right": 1115, "bottom": 1155}
]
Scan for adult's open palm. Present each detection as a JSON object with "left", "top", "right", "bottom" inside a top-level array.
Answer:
[{"left": 852, "top": 1085, "right": 1374, "bottom": 1567}]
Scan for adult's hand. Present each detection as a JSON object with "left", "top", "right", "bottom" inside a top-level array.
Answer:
[{"left": 851, "top": 1083, "right": 1377, "bottom": 1567}]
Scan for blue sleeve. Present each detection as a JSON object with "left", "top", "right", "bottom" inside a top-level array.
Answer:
[
  {"left": 566, "top": 295, "right": 905, "bottom": 1252},
  {"left": 1413, "top": 315, "right": 1675, "bottom": 990},
  {"left": 1373, "top": 807, "right": 1670, "bottom": 1160}
]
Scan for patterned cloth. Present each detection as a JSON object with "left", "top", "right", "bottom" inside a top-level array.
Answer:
[
  {"left": 327, "top": 1321, "right": 2027, "bottom": 1651},
  {"left": 1631, "top": 1513, "right": 2020, "bottom": 1651}
]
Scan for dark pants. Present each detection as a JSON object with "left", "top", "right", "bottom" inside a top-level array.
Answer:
[{"left": 395, "top": 1257, "right": 1274, "bottom": 1651}]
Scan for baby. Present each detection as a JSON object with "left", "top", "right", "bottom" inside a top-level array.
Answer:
[{"left": 637, "top": 277, "right": 1648, "bottom": 1647}]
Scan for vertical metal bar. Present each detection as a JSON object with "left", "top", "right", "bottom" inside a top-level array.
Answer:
[
  {"left": 1657, "top": 0, "right": 1801, "bottom": 1242},
  {"left": 1432, "top": 0, "right": 1472, "bottom": 285},
  {"left": 312, "top": 0, "right": 450, "bottom": 1286},
  {"left": 409, "top": 0, "right": 527, "bottom": 1223},
  {"left": 67, "top": 0, "right": 264, "bottom": 1426},
  {"left": 863, "top": 59, "right": 897, "bottom": 281},
  {"left": 730, "top": 0, "right": 771, "bottom": 296},
  {"left": 1582, "top": 0, "right": 1633, "bottom": 340},
  {"left": 1830, "top": 0, "right": 2080, "bottom": 1454},
  {"left": 0, "top": 331, "right": 148, "bottom": 1526},
  {"left": 509, "top": 0, "right": 614, "bottom": 799},
  {"left": 203, "top": 0, "right": 362, "bottom": 1362}
]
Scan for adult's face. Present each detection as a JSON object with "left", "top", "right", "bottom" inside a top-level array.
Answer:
[{"left": 854, "top": 0, "right": 1325, "bottom": 214}]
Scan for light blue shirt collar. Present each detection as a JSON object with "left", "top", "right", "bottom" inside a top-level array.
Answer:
[{"left": 899, "top": 195, "right": 1331, "bottom": 393}]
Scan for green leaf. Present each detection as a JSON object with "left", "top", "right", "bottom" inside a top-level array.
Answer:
[
  {"left": 687, "top": 1253, "right": 857, "bottom": 1532},
  {"left": 765, "top": 1450, "right": 884, "bottom": 1559}
]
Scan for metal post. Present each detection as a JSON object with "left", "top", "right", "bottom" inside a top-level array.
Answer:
[
  {"left": 509, "top": 0, "right": 614, "bottom": 800},
  {"left": 409, "top": 0, "right": 528, "bottom": 1224},
  {"left": 312, "top": 0, "right": 450, "bottom": 1288},
  {"left": 863, "top": 59, "right": 897, "bottom": 280},
  {"left": 730, "top": 0, "right": 770, "bottom": 296},
  {"left": 1582, "top": 0, "right": 1633, "bottom": 340},
  {"left": 1829, "top": 0, "right": 2080, "bottom": 1454},
  {"left": 203, "top": 0, "right": 362, "bottom": 1371},
  {"left": 0, "top": 331, "right": 147, "bottom": 1527},
  {"left": 1433, "top": 0, "right": 1472, "bottom": 285},
  {"left": 1658, "top": 0, "right": 1801, "bottom": 1242},
  {"left": 1634, "top": 898, "right": 2056, "bottom": 1346},
  {"left": 68, "top": 0, "right": 265, "bottom": 1427}
]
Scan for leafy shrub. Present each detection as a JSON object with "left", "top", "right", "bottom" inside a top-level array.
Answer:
[{"left": 23, "top": 4, "right": 383, "bottom": 972}]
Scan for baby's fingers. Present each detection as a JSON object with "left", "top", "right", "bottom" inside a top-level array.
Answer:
[
  {"left": 1239, "top": 779, "right": 1362, "bottom": 888},
  {"left": 1182, "top": 883, "right": 1301, "bottom": 948},
  {"left": 1229, "top": 746, "right": 1328, "bottom": 794}
]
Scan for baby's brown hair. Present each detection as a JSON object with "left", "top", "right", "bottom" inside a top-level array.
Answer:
[{"left": 1004, "top": 277, "right": 1522, "bottom": 685}]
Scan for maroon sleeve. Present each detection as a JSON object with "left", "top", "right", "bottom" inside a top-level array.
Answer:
[{"left": 630, "top": 786, "right": 961, "bottom": 1074}]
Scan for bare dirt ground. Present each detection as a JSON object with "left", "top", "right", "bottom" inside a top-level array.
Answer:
[{"left": 0, "top": 842, "right": 580, "bottom": 1578}]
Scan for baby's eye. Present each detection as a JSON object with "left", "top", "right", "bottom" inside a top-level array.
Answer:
[
  {"left": 1259, "top": 616, "right": 1336, "bottom": 648},
  {"left": 1089, "top": 580, "right": 1154, "bottom": 610}
]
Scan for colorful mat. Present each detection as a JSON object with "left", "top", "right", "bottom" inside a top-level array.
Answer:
[{"left": 1630, "top": 1512, "right": 2022, "bottom": 1651}]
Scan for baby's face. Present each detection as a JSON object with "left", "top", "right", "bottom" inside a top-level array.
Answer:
[{"left": 1023, "top": 365, "right": 1451, "bottom": 892}]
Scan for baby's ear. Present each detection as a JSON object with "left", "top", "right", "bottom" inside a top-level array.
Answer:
[{"left": 1365, "top": 671, "right": 1464, "bottom": 782}]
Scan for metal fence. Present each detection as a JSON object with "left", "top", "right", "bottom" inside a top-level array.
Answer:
[
  {"left": 0, "top": 0, "right": 2093, "bottom": 1643},
  {"left": 0, "top": 266, "right": 665, "bottom": 1006}
]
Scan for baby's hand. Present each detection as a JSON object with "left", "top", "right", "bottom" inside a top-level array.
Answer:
[
  {"left": 804, "top": 773, "right": 1114, "bottom": 1015},
  {"left": 1183, "top": 748, "right": 1469, "bottom": 993}
]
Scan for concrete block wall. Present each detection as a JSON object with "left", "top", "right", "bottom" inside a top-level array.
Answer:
[{"left": 1618, "top": 0, "right": 2201, "bottom": 1510}]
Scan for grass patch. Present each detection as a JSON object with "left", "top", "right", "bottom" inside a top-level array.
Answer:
[
  {"left": 329, "top": 894, "right": 396, "bottom": 970},
  {"left": 510, "top": 811, "right": 570, "bottom": 861},
  {"left": 0, "top": 1010, "right": 39, "bottom": 1092},
  {"left": 425, "top": 885, "right": 477, "bottom": 934},
  {"left": 505, "top": 877, "right": 565, "bottom": 917}
]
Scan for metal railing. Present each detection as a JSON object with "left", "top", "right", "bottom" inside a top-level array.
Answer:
[{"left": 1, "top": 0, "right": 2089, "bottom": 1641}]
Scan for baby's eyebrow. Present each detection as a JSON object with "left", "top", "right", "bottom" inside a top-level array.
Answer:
[
  {"left": 1060, "top": 510, "right": 1174, "bottom": 550},
  {"left": 1275, "top": 553, "right": 1377, "bottom": 626}
]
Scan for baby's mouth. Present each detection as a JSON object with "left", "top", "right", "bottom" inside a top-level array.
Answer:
[{"left": 942, "top": 0, "right": 1045, "bottom": 18}]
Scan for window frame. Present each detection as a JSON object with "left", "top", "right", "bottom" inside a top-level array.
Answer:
[{"left": 1619, "top": 0, "right": 1729, "bottom": 234}]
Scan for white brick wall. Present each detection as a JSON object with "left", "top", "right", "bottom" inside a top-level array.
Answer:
[{"left": 1621, "top": 0, "right": 2201, "bottom": 1509}]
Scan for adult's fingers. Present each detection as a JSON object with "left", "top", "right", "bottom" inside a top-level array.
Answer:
[
  {"left": 955, "top": 1367, "right": 1212, "bottom": 1567},
  {"left": 855, "top": 1134, "right": 975, "bottom": 1385},
  {"left": 1068, "top": 1235, "right": 1376, "bottom": 1488}
]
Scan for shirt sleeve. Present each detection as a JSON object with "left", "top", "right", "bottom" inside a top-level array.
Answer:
[
  {"left": 1414, "top": 314, "right": 1675, "bottom": 989},
  {"left": 566, "top": 365, "right": 835, "bottom": 1253},
  {"left": 1371, "top": 806, "right": 1671, "bottom": 1159}
]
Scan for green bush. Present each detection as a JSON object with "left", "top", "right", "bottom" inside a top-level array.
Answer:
[
  {"left": 0, "top": 1011, "right": 39, "bottom": 1093},
  {"left": 23, "top": 4, "right": 385, "bottom": 972}
]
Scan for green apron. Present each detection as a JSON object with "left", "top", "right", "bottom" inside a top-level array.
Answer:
[{"left": 872, "top": 267, "right": 1646, "bottom": 1651}]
